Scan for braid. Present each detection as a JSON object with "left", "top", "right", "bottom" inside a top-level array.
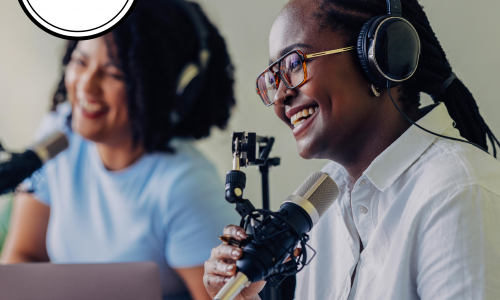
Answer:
[{"left": 316, "top": 0, "right": 500, "bottom": 156}]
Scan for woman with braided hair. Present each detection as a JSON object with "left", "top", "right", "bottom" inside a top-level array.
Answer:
[{"left": 204, "top": 0, "right": 500, "bottom": 299}]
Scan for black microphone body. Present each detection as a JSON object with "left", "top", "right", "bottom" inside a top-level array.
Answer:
[
  {"left": 0, "top": 150, "right": 43, "bottom": 195},
  {"left": 0, "top": 131, "right": 69, "bottom": 195},
  {"left": 236, "top": 202, "right": 313, "bottom": 282},
  {"left": 215, "top": 172, "right": 339, "bottom": 300}
]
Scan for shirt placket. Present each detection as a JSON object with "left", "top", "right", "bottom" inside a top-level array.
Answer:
[{"left": 351, "top": 176, "right": 375, "bottom": 251}]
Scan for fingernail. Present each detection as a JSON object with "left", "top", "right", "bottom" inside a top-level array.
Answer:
[
  {"left": 226, "top": 265, "right": 234, "bottom": 271},
  {"left": 232, "top": 249, "right": 240, "bottom": 257},
  {"left": 224, "top": 278, "right": 230, "bottom": 283},
  {"left": 236, "top": 231, "right": 246, "bottom": 239}
]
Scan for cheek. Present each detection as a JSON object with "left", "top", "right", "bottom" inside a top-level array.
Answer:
[
  {"left": 104, "top": 82, "right": 129, "bottom": 122},
  {"left": 64, "top": 66, "right": 78, "bottom": 102},
  {"left": 273, "top": 105, "right": 288, "bottom": 124}
]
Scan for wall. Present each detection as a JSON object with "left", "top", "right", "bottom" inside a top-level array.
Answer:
[{"left": 0, "top": 0, "right": 499, "bottom": 210}]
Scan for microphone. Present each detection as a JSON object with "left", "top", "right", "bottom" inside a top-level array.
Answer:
[
  {"left": 0, "top": 131, "right": 69, "bottom": 195},
  {"left": 215, "top": 171, "right": 339, "bottom": 300}
]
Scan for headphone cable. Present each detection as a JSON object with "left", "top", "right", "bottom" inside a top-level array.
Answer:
[{"left": 386, "top": 82, "right": 488, "bottom": 153}]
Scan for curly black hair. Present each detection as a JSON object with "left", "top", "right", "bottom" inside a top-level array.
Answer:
[
  {"left": 314, "top": 0, "right": 500, "bottom": 156},
  {"left": 51, "top": 0, "right": 235, "bottom": 153}
]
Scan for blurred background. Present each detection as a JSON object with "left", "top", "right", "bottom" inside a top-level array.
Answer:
[{"left": 0, "top": 0, "right": 499, "bottom": 210}]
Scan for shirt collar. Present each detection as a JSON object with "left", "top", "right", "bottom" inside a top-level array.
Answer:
[{"left": 363, "top": 102, "right": 455, "bottom": 191}]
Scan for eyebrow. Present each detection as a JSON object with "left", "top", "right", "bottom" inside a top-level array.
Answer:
[
  {"left": 74, "top": 49, "right": 88, "bottom": 58},
  {"left": 269, "top": 43, "right": 313, "bottom": 64},
  {"left": 104, "top": 61, "right": 120, "bottom": 68},
  {"left": 74, "top": 49, "right": 120, "bottom": 68}
]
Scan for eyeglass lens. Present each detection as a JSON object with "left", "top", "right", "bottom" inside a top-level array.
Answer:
[{"left": 257, "top": 52, "right": 305, "bottom": 105}]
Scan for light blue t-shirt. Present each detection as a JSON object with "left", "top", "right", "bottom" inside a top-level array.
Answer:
[{"left": 29, "top": 104, "right": 239, "bottom": 299}]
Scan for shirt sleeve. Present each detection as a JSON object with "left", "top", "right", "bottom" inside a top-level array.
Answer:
[
  {"left": 162, "top": 162, "right": 240, "bottom": 268},
  {"left": 417, "top": 185, "right": 500, "bottom": 300},
  {"left": 22, "top": 110, "right": 64, "bottom": 206},
  {"left": 29, "top": 166, "right": 51, "bottom": 206}
]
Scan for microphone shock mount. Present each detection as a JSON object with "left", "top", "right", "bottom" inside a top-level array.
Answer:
[{"left": 224, "top": 132, "right": 314, "bottom": 284}]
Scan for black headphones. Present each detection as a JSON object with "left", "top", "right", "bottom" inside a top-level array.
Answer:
[
  {"left": 357, "top": 0, "right": 421, "bottom": 88},
  {"left": 356, "top": 0, "right": 488, "bottom": 153},
  {"left": 170, "top": 0, "right": 211, "bottom": 125}
]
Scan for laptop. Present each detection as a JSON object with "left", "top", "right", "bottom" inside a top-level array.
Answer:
[{"left": 0, "top": 262, "right": 162, "bottom": 300}]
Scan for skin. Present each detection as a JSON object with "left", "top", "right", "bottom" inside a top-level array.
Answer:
[
  {"left": 1, "top": 37, "right": 211, "bottom": 300},
  {"left": 204, "top": 0, "right": 422, "bottom": 299}
]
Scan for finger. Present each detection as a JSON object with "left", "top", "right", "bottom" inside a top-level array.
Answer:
[
  {"left": 284, "top": 248, "right": 302, "bottom": 263},
  {"left": 211, "top": 243, "right": 242, "bottom": 261},
  {"left": 205, "top": 258, "right": 237, "bottom": 276},
  {"left": 204, "top": 273, "right": 231, "bottom": 289},
  {"left": 223, "top": 225, "right": 247, "bottom": 240}
]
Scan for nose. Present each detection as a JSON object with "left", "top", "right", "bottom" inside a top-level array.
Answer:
[
  {"left": 77, "top": 66, "right": 102, "bottom": 98},
  {"left": 273, "top": 78, "right": 297, "bottom": 107}
]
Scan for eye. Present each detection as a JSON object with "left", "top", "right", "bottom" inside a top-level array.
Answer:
[
  {"left": 289, "top": 57, "right": 301, "bottom": 71},
  {"left": 263, "top": 71, "right": 274, "bottom": 85},
  {"left": 74, "top": 58, "right": 86, "bottom": 67},
  {"left": 107, "top": 73, "right": 124, "bottom": 80}
]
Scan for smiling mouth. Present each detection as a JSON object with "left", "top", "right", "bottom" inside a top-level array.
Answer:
[
  {"left": 78, "top": 98, "right": 108, "bottom": 115},
  {"left": 291, "top": 106, "right": 319, "bottom": 128}
]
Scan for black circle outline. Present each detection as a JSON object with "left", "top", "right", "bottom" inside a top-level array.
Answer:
[
  {"left": 26, "top": 0, "right": 129, "bottom": 32},
  {"left": 18, "top": 0, "right": 137, "bottom": 40}
]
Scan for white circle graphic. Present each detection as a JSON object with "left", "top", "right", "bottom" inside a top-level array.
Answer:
[{"left": 19, "top": 0, "right": 136, "bottom": 39}]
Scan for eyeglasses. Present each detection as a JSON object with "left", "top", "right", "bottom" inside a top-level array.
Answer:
[{"left": 255, "top": 46, "right": 355, "bottom": 106}]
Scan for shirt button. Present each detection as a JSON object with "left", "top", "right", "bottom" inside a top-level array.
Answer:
[
  {"left": 359, "top": 206, "right": 368, "bottom": 214},
  {"left": 359, "top": 179, "right": 366, "bottom": 187}
]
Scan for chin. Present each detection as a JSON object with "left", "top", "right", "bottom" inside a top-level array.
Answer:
[
  {"left": 72, "top": 119, "right": 104, "bottom": 142},
  {"left": 296, "top": 141, "right": 322, "bottom": 160}
]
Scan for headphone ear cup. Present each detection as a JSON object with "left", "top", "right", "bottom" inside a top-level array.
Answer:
[
  {"left": 172, "top": 62, "right": 202, "bottom": 125},
  {"left": 357, "top": 16, "right": 390, "bottom": 88}
]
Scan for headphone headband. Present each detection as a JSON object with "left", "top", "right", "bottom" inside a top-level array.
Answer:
[
  {"left": 170, "top": 0, "right": 210, "bottom": 68},
  {"left": 386, "top": 0, "right": 402, "bottom": 16},
  {"left": 169, "top": 0, "right": 212, "bottom": 125}
]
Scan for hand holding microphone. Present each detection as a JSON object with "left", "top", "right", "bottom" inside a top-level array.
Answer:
[
  {"left": 204, "top": 172, "right": 339, "bottom": 300},
  {"left": 204, "top": 226, "right": 265, "bottom": 300}
]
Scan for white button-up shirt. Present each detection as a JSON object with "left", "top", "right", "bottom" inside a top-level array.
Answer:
[{"left": 295, "top": 103, "right": 500, "bottom": 300}]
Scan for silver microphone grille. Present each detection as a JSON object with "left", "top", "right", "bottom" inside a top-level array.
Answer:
[
  {"left": 293, "top": 171, "right": 339, "bottom": 218},
  {"left": 32, "top": 131, "right": 69, "bottom": 164}
]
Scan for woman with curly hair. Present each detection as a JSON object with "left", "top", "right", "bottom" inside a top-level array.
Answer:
[
  {"left": 204, "top": 0, "right": 500, "bottom": 299},
  {"left": 0, "top": 1, "right": 237, "bottom": 299}
]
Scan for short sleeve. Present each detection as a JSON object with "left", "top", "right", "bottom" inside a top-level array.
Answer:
[
  {"left": 21, "top": 103, "right": 71, "bottom": 206},
  {"left": 30, "top": 167, "right": 51, "bottom": 205},
  {"left": 21, "top": 161, "right": 51, "bottom": 206},
  {"left": 163, "top": 163, "right": 240, "bottom": 268},
  {"left": 417, "top": 185, "right": 500, "bottom": 300}
]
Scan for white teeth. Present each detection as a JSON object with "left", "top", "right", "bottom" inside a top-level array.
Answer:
[
  {"left": 293, "top": 118, "right": 306, "bottom": 128},
  {"left": 290, "top": 106, "right": 318, "bottom": 125},
  {"left": 79, "top": 98, "right": 104, "bottom": 113}
]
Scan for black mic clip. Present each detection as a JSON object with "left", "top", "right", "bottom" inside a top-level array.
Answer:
[
  {"left": 226, "top": 131, "right": 278, "bottom": 219},
  {"left": 225, "top": 132, "right": 316, "bottom": 285},
  {"left": 239, "top": 209, "right": 316, "bottom": 284}
]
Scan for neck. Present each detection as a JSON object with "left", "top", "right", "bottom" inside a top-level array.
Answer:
[
  {"left": 333, "top": 99, "right": 423, "bottom": 185},
  {"left": 95, "top": 136, "right": 145, "bottom": 171}
]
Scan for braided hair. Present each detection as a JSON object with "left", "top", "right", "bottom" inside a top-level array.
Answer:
[
  {"left": 314, "top": 0, "right": 500, "bottom": 156},
  {"left": 51, "top": 0, "right": 235, "bottom": 153}
]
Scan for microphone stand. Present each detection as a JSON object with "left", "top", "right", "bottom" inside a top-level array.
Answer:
[
  {"left": 226, "top": 132, "right": 295, "bottom": 300},
  {"left": 258, "top": 157, "right": 282, "bottom": 300}
]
